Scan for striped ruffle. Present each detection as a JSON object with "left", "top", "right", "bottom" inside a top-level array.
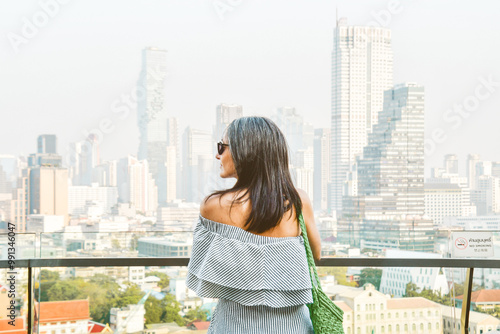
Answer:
[{"left": 187, "top": 216, "right": 313, "bottom": 308}]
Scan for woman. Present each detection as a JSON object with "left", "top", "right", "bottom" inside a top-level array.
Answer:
[{"left": 187, "top": 116, "right": 321, "bottom": 333}]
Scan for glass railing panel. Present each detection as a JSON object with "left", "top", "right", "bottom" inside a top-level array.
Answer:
[
  {"left": 33, "top": 265, "right": 210, "bottom": 334},
  {"left": 39, "top": 231, "right": 194, "bottom": 258},
  {"left": 0, "top": 232, "right": 37, "bottom": 259}
]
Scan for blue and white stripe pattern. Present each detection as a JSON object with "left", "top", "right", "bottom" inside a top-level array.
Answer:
[{"left": 187, "top": 215, "right": 314, "bottom": 333}]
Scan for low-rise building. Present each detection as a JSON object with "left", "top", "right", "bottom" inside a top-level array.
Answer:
[
  {"left": 330, "top": 284, "right": 442, "bottom": 334},
  {"left": 455, "top": 289, "right": 500, "bottom": 311},
  {"left": 441, "top": 305, "right": 500, "bottom": 334},
  {"left": 110, "top": 304, "right": 145, "bottom": 334},
  {"left": 36, "top": 299, "right": 90, "bottom": 334}
]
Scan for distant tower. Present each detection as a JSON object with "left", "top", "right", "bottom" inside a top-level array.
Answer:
[
  {"left": 214, "top": 104, "right": 243, "bottom": 141},
  {"left": 182, "top": 127, "right": 212, "bottom": 203},
  {"left": 314, "top": 128, "right": 331, "bottom": 211},
  {"left": 466, "top": 154, "right": 481, "bottom": 190},
  {"left": 137, "top": 47, "right": 168, "bottom": 204},
  {"left": 330, "top": 19, "right": 393, "bottom": 214},
  {"left": 444, "top": 154, "right": 458, "bottom": 174},
  {"left": 37, "top": 135, "right": 57, "bottom": 154}
]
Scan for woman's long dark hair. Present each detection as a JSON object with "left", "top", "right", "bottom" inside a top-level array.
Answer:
[{"left": 207, "top": 116, "right": 302, "bottom": 233}]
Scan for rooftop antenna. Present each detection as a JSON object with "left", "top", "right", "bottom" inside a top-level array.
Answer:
[{"left": 336, "top": 6, "right": 338, "bottom": 28}]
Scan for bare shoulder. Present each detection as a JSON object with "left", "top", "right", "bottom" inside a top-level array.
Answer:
[
  {"left": 296, "top": 188, "right": 313, "bottom": 210},
  {"left": 200, "top": 194, "right": 223, "bottom": 220},
  {"left": 200, "top": 192, "right": 244, "bottom": 225}
]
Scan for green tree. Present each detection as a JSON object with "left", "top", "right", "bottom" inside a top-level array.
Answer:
[
  {"left": 40, "top": 269, "right": 60, "bottom": 281},
  {"left": 358, "top": 268, "right": 382, "bottom": 290},
  {"left": 85, "top": 275, "right": 121, "bottom": 323},
  {"left": 161, "top": 294, "right": 184, "bottom": 326},
  {"left": 46, "top": 280, "right": 82, "bottom": 301},
  {"left": 144, "top": 296, "right": 163, "bottom": 324},
  {"left": 184, "top": 306, "right": 209, "bottom": 323},
  {"left": 116, "top": 283, "right": 143, "bottom": 308}
]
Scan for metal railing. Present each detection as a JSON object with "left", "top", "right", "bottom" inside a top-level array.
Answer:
[{"left": 3, "top": 257, "right": 499, "bottom": 334}]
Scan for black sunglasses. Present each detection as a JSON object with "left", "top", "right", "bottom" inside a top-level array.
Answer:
[{"left": 217, "top": 141, "right": 229, "bottom": 155}]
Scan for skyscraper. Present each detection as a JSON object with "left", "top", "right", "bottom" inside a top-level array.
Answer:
[
  {"left": 29, "top": 166, "right": 68, "bottom": 224},
  {"left": 313, "top": 129, "right": 331, "bottom": 211},
  {"left": 182, "top": 127, "right": 212, "bottom": 203},
  {"left": 466, "top": 154, "right": 481, "bottom": 190},
  {"left": 214, "top": 104, "right": 243, "bottom": 142},
  {"left": 357, "top": 83, "right": 425, "bottom": 220},
  {"left": 137, "top": 47, "right": 168, "bottom": 204},
  {"left": 37, "top": 135, "right": 57, "bottom": 154},
  {"left": 342, "top": 84, "right": 433, "bottom": 252},
  {"left": 444, "top": 154, "right": 458, "bottom": 174},
  {"left": 330, "top": 18, "right": 393, "bottom": 214}
]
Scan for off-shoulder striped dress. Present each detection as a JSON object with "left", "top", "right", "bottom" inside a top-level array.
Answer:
[{"left": 187, "top": 215, "right": 314, "bottom": 333}]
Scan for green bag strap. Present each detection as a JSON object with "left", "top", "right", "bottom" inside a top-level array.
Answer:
[{"left": 298, "top": 213, "right": 322, "bottom": 292}]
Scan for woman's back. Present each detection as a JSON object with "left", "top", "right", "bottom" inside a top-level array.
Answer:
[{"left": 200, "top": 190, "right": 301, "bottom": 238}]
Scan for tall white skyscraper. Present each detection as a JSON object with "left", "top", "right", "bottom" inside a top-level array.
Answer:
[
  {"left": 137, "top": 47, "right": 168, "bottom": 204},
  {"left": 330, "top": 18, "right": 393, "bottom": 214}
]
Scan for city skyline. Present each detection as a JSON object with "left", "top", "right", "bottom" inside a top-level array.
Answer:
[{"left": 0, "top": 1, "right": 499, "bottom": 172}]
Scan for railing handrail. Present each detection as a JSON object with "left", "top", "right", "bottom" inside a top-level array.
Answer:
[{"left": 3, "top": 257, "right": 500, "bottom": 268}]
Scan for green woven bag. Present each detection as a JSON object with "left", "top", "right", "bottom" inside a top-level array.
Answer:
[{"left": 299, "top": 214, "right": 344, "bottom": 334}]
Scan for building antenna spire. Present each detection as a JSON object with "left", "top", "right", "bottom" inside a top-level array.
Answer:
[{"left": 336, "top": 7, "right": 338, "bottom": 28}]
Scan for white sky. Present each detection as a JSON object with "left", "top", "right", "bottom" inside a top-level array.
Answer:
[{"left": 1, "top": 0, "right": 499, "bottom": 174}]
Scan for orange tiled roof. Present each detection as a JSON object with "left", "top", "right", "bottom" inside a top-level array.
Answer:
[
  {"left": 456, "top": 289, "right": 500, "bottom": 303},
  {"left": 188, "top": 321, "right": 210, "bottom": 330},
  {"left": 37, "top": 300, "right": 90, "bottom": 322},
  {"left": 387, "top": 297, "right": 439, "bottom": 309},
  {"left": 0, "top": 318, "right": 26, "bottom": 334},
  {"left": 333, "top": 300, "right": 353, "bottom": 312}
]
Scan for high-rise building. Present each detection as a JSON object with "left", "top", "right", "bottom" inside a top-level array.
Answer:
[
  {"left": 137, "top": 47, "right": 168, "bottom": 204},
  {"left": 330, "top": 18, "right": 393, "bottom": 214},
  {"left": 424, "top": 183, "right": 462, "bottom": 225},
  {"left": 128, "top": 158, "right": 158, "bottom": 216},
  {"left": 29, "top": 166, "right": 68, "bottom": 224},
  {"left": 182, "top": 127, "right": 212, "bottom": 203},
  {"left": 444, "top": 154, "right": 458, "bottom": 174},
  {"left": 29, "top": 134, "right": 62, "bottom": 168},
  {"left": 466, "top": 154, "right": 481, "bottom": 190},
  {"left": 37, "top": 134, "right": 57, "bottom": 154},
  {"left": 0, "top": 155, "right": 17, "bottom": 195},
  {"left": 214, "top": 104, "right": 243, "bottom": 141},
  {"left": 117, "top": 156, "right": 158, "bottom": 215},
  {"left": 273, "top": 107, "right": 313, "bottom": 160},
  {"left": 10, "top": 174, "right": 28, "bottom": 232},
  {"left": 166, "top": 117, "right": 180, "bottom": 200},
  {"left": 342, "top": 84, "right": 433, "bottom": 252},
  {"left": 314, "top": 129, "right": 331, "bottom": 211},
  {"left": 357, "top": 83, "right": 425, "bottom": 220}
]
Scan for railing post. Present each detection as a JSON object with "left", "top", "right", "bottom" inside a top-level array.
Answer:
[
  {"left": 28, "top": 264, "right": 32, "bottom": 334},
  {"left": 461, "top": 268, "right": 474, "bottom": 334}
]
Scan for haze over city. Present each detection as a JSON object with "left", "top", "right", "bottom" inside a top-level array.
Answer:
[{"left": 1, "top": 0, "right": 500, "bottom": 172}]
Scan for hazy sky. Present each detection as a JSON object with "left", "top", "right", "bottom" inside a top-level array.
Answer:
[{"left": 1, "top": 0, "right": 499, "bottom": 173}]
